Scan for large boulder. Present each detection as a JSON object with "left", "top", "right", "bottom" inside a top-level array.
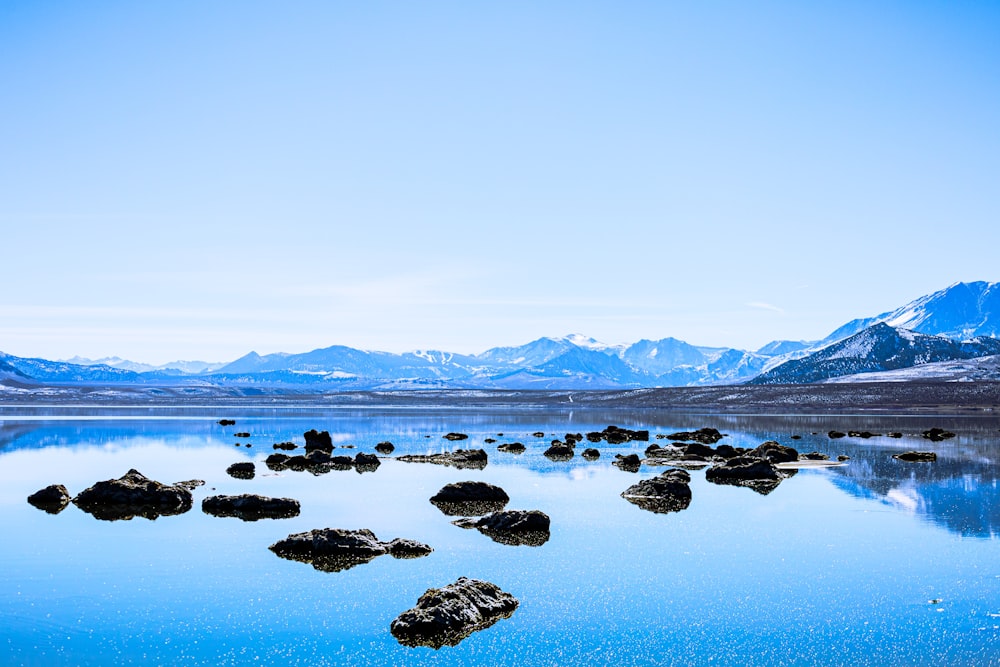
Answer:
[
  {"left": 397, "top": 449, "right": 488, "bottom": 470},
  {"left": 454, "top": 510, "right": 551, "bottom": 546},
  {"left": 27, "top": 484, "right": 71, "bottom": 514},
  {"left": 269, "top": 528, "right": 432, "bottom": 572},
  {"left": 390, "top": 577, "right": 519, "bottom": 649},
  {"left": 202, "top": 494, "right": 300, "bottom": 521},
  {"left": 621, "top": 470, "right": 692, "bottom": 514},
  {"left": 430, "top": 481, "right": 510, "bottom": 516},
  {"left": 303, "top": 429, "right": 334, "bottom": 453},
  {"left": 73, "top": 469, "right": 193, "bottom": 521}
]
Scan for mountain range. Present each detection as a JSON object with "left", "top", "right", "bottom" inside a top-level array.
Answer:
[{"left": 2, "top": 281, "right": 999, "bottom": 389}]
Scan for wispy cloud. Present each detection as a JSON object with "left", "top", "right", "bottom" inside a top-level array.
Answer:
[{"left": 746, "top": 301, "right": 785, "bottom": 315}]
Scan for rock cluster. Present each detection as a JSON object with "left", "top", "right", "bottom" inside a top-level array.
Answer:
[{"left": 266, "top": 451, "right": 380, "bottom": 475}]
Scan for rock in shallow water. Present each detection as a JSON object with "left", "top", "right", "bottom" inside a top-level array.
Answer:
[
  {"left": 621, "top": 470, "right": 692, "bottom": 514},
  {"left": 397, "top": 449, "right": 488, "bottom": 470},
  {"left": 73, "top": 469, "right": 193, "bottom": 521},
  {"left": 430, "top": 481, "right": 510, "bottom": 517},
  {"left": 453, "top": 510, "right": 551, "bottom": 546},
  {"left": 893, "top": 451, "right": 938, "bottom": 462},
  {"left": 269, "top": 528, "right": 432, "bottom": 572},
  {"left": 202, "top": 494, "right": 300, "bottom": 521},
  {"left": 226, "top": 462, "right": 255, "bottom": 479},
  {"left": 390, "top": 577, "right": 519, "bottom": 649},
  {"left": 27, "top": 484, "right": 71, "bottom": 514}
]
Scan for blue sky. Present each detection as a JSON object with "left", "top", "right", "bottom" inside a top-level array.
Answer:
[{"left": 2, "top": 1, "right": 998, "bottom": 364}]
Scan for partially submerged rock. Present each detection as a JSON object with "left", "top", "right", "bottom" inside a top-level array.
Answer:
[
  {"left": 375, "top": 441, "right": 395, "bottom": 454},
  {"left": 581, "top": 448, "right": 600, "bottom": 460},
  {"left": 303, "top": 429, "right": 334, "bottom": 453},
  {"left": 390, "top": 577, "right": 519, "bottom": 649},
  {"left": 543, "top": 443, "right": 574, "bottom": 461},
  {"left": 799, "top": 451, "right": 830, "bottom": 461},
  {"left": 218, "top": 419, "right": 236, "bottom": 426},
  {"left": 266, "top": 451, "right": 380, "bottom": 475},
  {"left": 397, "top": 449, "right": 488, "bottom": 470},
  {"left": 443, "top": 432, "right": 469, "bottom": 441},
  {"left": 269, "top": 528, "right": 432, "bottom": 572},
  {"left": 226, "top": 462, "right": 255, "bottom": 479},
  {"left": 894, "top": 451, "right": 938, "bottom": 462},
  {"left": 663, "top": 427, "right": 724, "bottom": 445},
  {"left": 748, "top": 441, "right": 799, "bottom": 464},
  {"left": 497, "top": 442, "right": 526, "bottom": 454},
  {"left": 202, "top": 494, "right": 300, "bottom": 521},
  {"left": 613, "top": 453, "right": 641, "bottom": 472},
  {"left": 73, "top": 469, "right": 193, "bottom": 521},
  {"left": 828, "top": 431, "right": 846, "bottom": 439},
  {"left": 27, "top": 484, "right": 71, "bottom": 514},
  {"left": 174, "top": 479, "right": 206, "bottom": 490},
  {"left": 430, "top": 481, "right": 510, "bottom": 516},
  {"left": 922, "top": 428, "right": 956, "bottom": 442},
  {"left": 621, "top": 469, "right": 692, "bottom": 514},
  {"left": 454, "top": 510, "right": 551, "bottom": 546},
  {"left": 586, "top": 426, "right": 649, "bottom": 444},
  {"left": 706, "top": 457, "right": 793, "bottom": 495}
]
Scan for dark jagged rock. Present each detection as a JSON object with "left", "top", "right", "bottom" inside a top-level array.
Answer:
[
  {"left": 799, "top": 451, "right": 830, "bottom": 461},
  {"left": 266, "top": 453, "right": 290, "bottom": 469},
  {"left": 564, "top": 433, "right": 583, "bottom": 445},
  {"left": 390, "top": 577, "right": 519, "bottom": 649},
  {"left": 894, "top": 451, "right": 938, "bottom": 462},
  {"left": 681, "top": 442, "right": 719, "bottom": 459},
  {"left": 430, "top": 481, "right": 510, "bottom": 516},
  {"left": 748, "top": 441, "right": 799, "bottom": 464},
  {"left": 706, "top": 457, "right": 790, "bottom": 495},
  {"left": 202, "top": 494, "right": 300, "bottom": 521},
  {"left": 922, "top": 428, "right": 956, "bottom": 442},
  {"left": 664, "top": 427, "right": 724, "bottom": 445},
  {"left": 828, "top": 431, "right": 846, "bottom": 439},
  {"left": 543, "top": 443, "right": 574, "bottom": 461},
  {"left": 73, "top": 469, "right": 193, "bottom": 521},
  {"left": 354, "top": 452, "right": 380, "bottom": 473},
  {"left": 269, "top": 528, "right": 432, "bottom": 572},
  {"left": 226, "top": 462, "right": 255, "bottom": 479},
  {"left": 848, "top": 431, "right": 879, "bottom": 439},
  {"left": 273, "top": 441, "right": 297, "bottom": 451},
  {"left": 497, "top": 442, "right": 526, "bottom": 454},
  {"left": 613, "top": 453, "right": 641, "bottom": 472},
  {"left": 621, "top": 469, "right": 692, "bottom": 514},
  {"left": 174, "top": 479, "right": 205, "bottom": 490},
  {"left": 888, "top": 432, "right": 904, "bottom": 439},
  {"left": 397, "top": 449, "right": 488, "bottom": 470},
  {"left": 375, "top": 441, "right": 395, "bottom": 454},
  {"left": 454, "top": 510, "right": 551, "bottom": 546},
  {"left": 27, "top": 484, "right": 71, "bottom": 514},
  {"left": 303, "top": 429, "right": 334, "bottom": 453},
  {"left": 443, "top": 432, "right": 469, "bottom": 441},
  {"left": 218, "top": 419, "right": 236, "bottom": 426},
  {"left": 581, "top": 448, "right": 600, "bottom": 460},
  {"left": 715, "top": 444, "right": 741, "bottom": 459}
]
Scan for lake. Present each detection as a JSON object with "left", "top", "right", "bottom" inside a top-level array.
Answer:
[{"left": 1, "top": 405, "right": 999, "bottom": 666}]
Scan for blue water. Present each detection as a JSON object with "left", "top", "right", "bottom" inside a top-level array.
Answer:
[{"left": 1, "top": 408, "right": 999, "bottom": 666}]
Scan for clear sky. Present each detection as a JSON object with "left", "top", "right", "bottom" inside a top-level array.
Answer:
[{"left": 2, "top": 1, "right": 999, "bottom": 364}]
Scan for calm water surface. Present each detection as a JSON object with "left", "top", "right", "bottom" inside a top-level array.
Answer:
[{"left": 1, "top": 407, "right": 999, "bottom": 666}]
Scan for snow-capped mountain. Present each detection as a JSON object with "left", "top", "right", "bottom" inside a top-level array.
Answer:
[
  {"left": 3, "top": 281, "right": 998, "bottom": 389},
  {"left": 750, "top": 323, "right": 1000, "bottom": 385},
  {"left": 817, "top": 281, "right": 1000, "bottom": 346}
]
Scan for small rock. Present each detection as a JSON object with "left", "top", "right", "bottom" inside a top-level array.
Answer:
[
  {"left": 837, "top": 455, "right": 851, "bottom": 461},
  {"left": 581, "top": 448, "right": 600, "bottom": 460},
  {"left": 397, "top": 449, "right": 488, "bottom": 470},
  {"left": 202, "top": 494, "right": 300, "bottom": 521},
  {"left": 497, "top": 442, "right": 526, "bottom": 454},
  {"left": 922, "top": 428, "right": 955, "bottom": 442},
  {"left": 430, "top": 481, "right": 510, "bottom": 516},
  {"left": 663, "top": 428, "right": 724, "bottom": 445},
  {"left": 226, "top": 462, "right": 255, "bottom": 480},
  {"left": 893, "top": 451, "right": 937, "bottom": 462},
  {"left": 443, "top": 432, "right": 469, "bottom": 441},
  {"left": 304, "top": 429, "right": 334, "bottom": 453},
  {"left": 613, "top": 453, "right": 641, "bottom": 472},
  {"left": 887, "top": 432, "right": 903, "bottom": 439},
  {"left": 799, "top": 451, "right": 829, "bottom": 461},
  {"left": 375, "top": 441, "right": 395, "bottom": 454},
  {"left": 621, "top": 470, "right": 692, "bottom": 514},
  {"left": 543, "top": 443, "right": 574, "bottom": 461},
  {"left": 273, "top": 442, "right": 297, "bottom": 451},
  {"left": 269, "top": 528, "right": 432, "bottom": 572},
  {"left": 454, "top": 510, "right": 551, "bottom": 546},
  {"left": 218, "top": 419, "right": 236, "bottom": 426},
  {"left": 27, "top": 484, "right": 71, "bottom": 514},
  {"left": 234, "top": 432, "right": 250, "bottom": 438},
  {"left": 532, "top": 432, "right": 546, "bottom": 438},
  {"left": 748, "top": 441, "right": 799, "bottom": 464},
  {"left": 828, "top": 431, "right": 846, "bottom": 439}
]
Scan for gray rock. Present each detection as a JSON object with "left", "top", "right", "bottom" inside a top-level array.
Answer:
[
  {"left": 269, "top": 528, "right": 432, "bottom": 572},
  {"left": 390, "top": 577, "right": 519, "bottom": 649},
  {"left": 621, "top": 470, "right": 692, "bottom": 514},
  {"left": 73, "top": 469, "right": 193, "bottom": 521},
  {"left": 202, "top": 494, "right": 300, "bottom": 521}
]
